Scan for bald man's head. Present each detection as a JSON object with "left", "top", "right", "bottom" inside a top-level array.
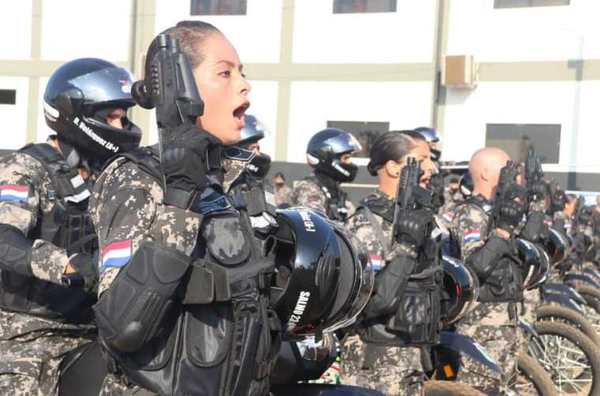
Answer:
[{"left": 469, "top": 147, "right": 511, "bottom": 199}]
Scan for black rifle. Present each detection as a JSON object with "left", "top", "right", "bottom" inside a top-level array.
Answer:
[
  {"left": 391, "top": 157, "right": 433, "bottom": 247},
  {"left": 131, "top": 33, "right": 204, "bottom": 160},
  {"left": 525, "top": 147, "right": 545, "bottom": 201}
]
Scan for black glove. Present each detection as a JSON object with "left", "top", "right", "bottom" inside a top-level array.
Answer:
[
  {"left": 529, "top": 180, "right": 547, "bottom": 202},
  {"left": 394, "top": 209, "right": 433, "bottom": 251},
  {"left": 161, "top": 124, "right": 222, "bottom": 209},
  {"left": 429, "top": 173, "right": 445, "bottom": 210},
  {"left": 495, "top": 198, "right": 526, "bottom": 235},
  {"left": 497, "top": 162, "right": 520, "bottom": 194},
  {"left": 64, "top": 252, "right": 98, "bottom": 292}
]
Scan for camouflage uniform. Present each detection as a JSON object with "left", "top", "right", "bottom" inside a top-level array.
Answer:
[
  {"left": 448, "top": 196, "right": 524, "bottom": 395},
  {"left": 273, "top": 184, "right": 292, "bottom": 207},
  {"left": 436, "top": 190, "right": 462, "bottom": 233},
  {"left": 90, "top": 152, "right": 201, "bottom": 394},
  {"left": 0, "top": 150, "right": 95, "bottom": 396},
  {"left": 291, "top": 176, "right": 354, "bottom": 222},
  {"left": 341, "top": 191, "right": 423, "bottom": 396},
  {"left": 440, "top": 189, "right": 463, "bottom": 218}
]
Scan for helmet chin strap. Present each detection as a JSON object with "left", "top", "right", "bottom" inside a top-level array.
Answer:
[{"left": 56, "top": 138, "right": 82, "bottom": 169}]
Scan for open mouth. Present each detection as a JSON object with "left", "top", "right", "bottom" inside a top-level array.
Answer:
[{"left": 233, "top": 102, "right": 250, "bottom": 126}]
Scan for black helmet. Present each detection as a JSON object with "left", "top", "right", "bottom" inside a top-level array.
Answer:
[
  {"left": 239, "top": 114, "right": 265, "bottom": 147},
  {"left": 459, "top": 172, "right": 474, "bottom": 199},
  {"left": 43, "top": 58, "right": 142, "bottom": 163},
  {"left": 517, "top": 239, "right": 550, "bottom": 290},
  {"left": 544, "top": 228, "right": 569, "bottom": 266},
  {"left": 270, "top": 208, "right": 374, "bottom": 338},
  {"left": 415, "top": 126, "right": 442, "bottom": 161},
  {"left": 306, "top": 128, "right": 362, "bottom": 183},
  {"left": 441, "top": 255, "right": 478, "bottom": 325}
]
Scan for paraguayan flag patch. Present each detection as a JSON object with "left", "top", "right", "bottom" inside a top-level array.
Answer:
[
  {"left": 463, "top": 230, "right": 481, "bottom": 243},
  {"left": 101, "top": 240, "right": 133, "bottom": 271},
  {"left": 369, "top": 254, "right": 384, "bottom": 271},
  {"left": 0, "top": 185, "right": 29, "bottom": 202}
]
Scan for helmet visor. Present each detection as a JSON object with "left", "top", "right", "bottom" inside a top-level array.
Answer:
[
  {"left": 69, "top": 66, "right": 135, "bottom": 108},
  {"left": 323, "top": 133, "right": 362, "bottom": 156}
]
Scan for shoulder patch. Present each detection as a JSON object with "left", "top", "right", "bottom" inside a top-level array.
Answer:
[
  {"left": 463, "top": 230, "right": 481, "bottom": 243},
  {"left": 0, "top": 184, "right": 29, "bottom": 202},
  {"left": 101, "top": 240, "right": 132, "bottom": 272},
  {"left": 369, "top": 254, "right": 384, "bottom": 271}
]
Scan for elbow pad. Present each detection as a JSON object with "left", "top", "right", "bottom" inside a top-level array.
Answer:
[
  {"left": 93, "top": 242, "right": 192, "bottom": 353},
  {"left": 0, "top": 224, "right": 33, "bottom": 277},
  {"left": 466, "top": 235, "right": 512, "bottom": 281},
  {"left": 362, "top": 254, "right": 416, "bottom": 320},
  {"left": 521, "top": 211, "right": 547, "bottom": 243}
]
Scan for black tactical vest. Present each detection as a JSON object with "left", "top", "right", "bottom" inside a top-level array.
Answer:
[
  {"left": 462, "top": 196, "right": 523, "bottom": 303},
  {"left": 0, "top": 143, "right": 96, "bottom": 323},
  {"left": 358, "top": 194, "right": 443, "bottom": 346},
  {"left": 110, "top": 147, "right": 281, "bottom": 396}
]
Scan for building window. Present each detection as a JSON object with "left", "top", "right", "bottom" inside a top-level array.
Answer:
[
  {"left": 0, "top": 89, "right": 16, "bottom": 105},
  {"left": 333, "top": 0, "right": 397, "bottom": 14},
  {"left": 494, "top": 0, "right": 569, "bottom": 9},
  {"left": 190, "top": 0, "right": 247, "bottom": 16},
  {"left": 327, "top": 121, "right": 390, "bottom": 158},
  {"left": 485, "top": 123, "right": 561, "bottom": 164}
]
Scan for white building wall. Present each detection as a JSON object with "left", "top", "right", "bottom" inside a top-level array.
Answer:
[
  {"left": 443, "top": 80, "right": 600, "bottom": 173},
  {"left": 244, "top": 81, "right": 279, "bottom": 157},
  {"left": 40, "top": 0, "right": 133, "bottom": 62},
  {"left": 0, "top": 77, "right": 29, "bottom": 149},
  {"left": 447, "top": 0, "right": 600, "bottom": 61},
  {"left": 293, "top": 0, "right": 436, "bottom": 64},
  {"left": 154, "top": 0, "right": 283, "bottom": 64},
  {"left": 287, "top": 81, "right": 433, "bottom": 163},
  {"left": 0, "top": 0, "right": 32, "bottom": 59}
]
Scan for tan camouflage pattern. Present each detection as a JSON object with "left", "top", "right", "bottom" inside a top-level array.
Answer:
[
  {"left": 520, "top": 288, "right": 540, "bottom": 325},
  {"left": 341, "top": 335, "right": 422, "bottom": 396},
  {"left": 449, "top": 199, "right": 524, "bottom": 394},
  {"left": 0, "top": 150, "right": 94, "bottom": 395},
  {"left": 347, "top": 192, "right": 411, "bottom": 263},
  {"left": 450, "top": 199, "right": 491, "bottom": 259},
  {"left": 342, "top": 191, "right": 425, "bottom": 395},
  {"left": 0, "top": 152, "right": 70, "bottom": 283},
  {"left": 273, "top": 184, "right": 292, "bottom": 207},
  {"left": 91, "top": 156, "right": 202, "bottom": 295},
  {"left": 90, "top": 155, "right": 203, "bottom": 394},
  {"left": 440, "top": 189, "right": 463, "bottom": 221},
  {"left": 291, "top": 179, "right": 329, "bottom": 214},
  {"left": 0, "top": 310, "right": 94, "bottom": 396},
  {"left": 223, "top": 158, "right": 246, "bottom": 192},
  {"left": 455, "top": 302, "right": 524, "bottom": 395}
]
